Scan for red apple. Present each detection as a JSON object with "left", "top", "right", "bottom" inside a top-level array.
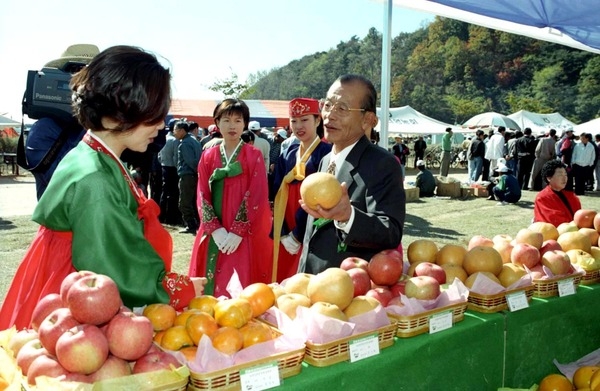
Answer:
[
  {"left": 16, "top": 338, "right": 48, "bottom": 376},
  {"left": 339, "top": 257, "right": 369, "bottom": 271},
  {"left": 90, "top": 355, "right": 132, "bottom": 382},
  {"left": 413, "top": 262, "right": 446, "bottom": 285},
  {"left": 539, "top": 239, "right": 563, "bottom": 256},
  {"left": 60, "top": 270, "right": 96, "bottom": 305},
  {"left": 346, "top": 268, "right": 372, "bottom": 297},
  {"left": 390, "top": 280, "right": 407, "bottom": 297},
  {"left": 8, "top": 328, "right": 39, "bottom": 357},
  {"left": 26, "top": 354, "right": 69, "bottom": 385},
  {"left": 55, "top": 324, "right": 109, "bottom": 375},
  {"left": 64, "top": 372, "right": 94, "bottom": 383},
  {"left": 511, "top": 243, "right": 541, "bottom": 269},
  {"left": 468, "top": 235, "right": 494, "bottom": 250},
  {"left": 368, "top": 249, "right": 403, "bottom": 286},
  {"left": 66, "top": 274, "right": 122, "bottom": 325},
  {"left": 404, "top": 276, "right": 441, "bottom": 300},
  {"left": 132, "top": 351, "right": 182, "bottom": 374},
  {"left": 38, "top": 307, "right": 80, "bottom": 356},
  {"left": 365, "top": 287, "right": 393, "bottom": 307},
  {"left": 105, "top": 311, "right": 154, "bottom": 361},
  {"left": 530, "top": 264, "right": 545, "bottom": 279},
  {"left": 574, "top": 209, "right": 596, "bottom": 229},
  {"left": 541, "top": 250, "right": 572, "bottom": 276},
  {"left": 30, "top": 293, "right": 64, "bottom": 331}
]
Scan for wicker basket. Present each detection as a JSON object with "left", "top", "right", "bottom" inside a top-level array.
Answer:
[
  {"left": 387, "top": 302, "right": 468, "bottom": 338},
  {"left": 532, "top": 273, "right": 583, "bottom": 298},
  {"left": 188, "top": 321, "right": 304, "bottom": 391},
  {"left": 580, "top": 268, "right": 600, "bottom": 285},
  {"left": 303, "top": 323, "right": 396, "bottom": 367},
  {"left": 468, "top": 284, "right": 534, "bottom": 313}
]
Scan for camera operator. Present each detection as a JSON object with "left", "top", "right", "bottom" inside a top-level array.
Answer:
[{"left": 23, "top": 44, "right": 99, "bottom": 199}]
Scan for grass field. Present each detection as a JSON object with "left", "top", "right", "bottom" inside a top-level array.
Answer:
[{"left": 3, "top": 187, "right": 600, "bottom": 304}]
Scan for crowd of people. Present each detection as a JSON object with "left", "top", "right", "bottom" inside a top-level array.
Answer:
[{"left": 1, "top": 43, "right": 588, "bottom": 331}]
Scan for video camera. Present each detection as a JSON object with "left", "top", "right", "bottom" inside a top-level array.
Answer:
[{"left": 21, "top": 61, "right": 86, "bottom": 124}]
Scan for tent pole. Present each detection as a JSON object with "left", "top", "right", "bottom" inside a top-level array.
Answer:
[{"left": 379, "top": 0, "right": 392, "bottom": 150}]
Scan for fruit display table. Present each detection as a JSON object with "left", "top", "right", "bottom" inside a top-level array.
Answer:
[
  {"left": 278, "top": 311, "right": 505, "bottom": 390},
  {"left": 502, "top": 283, "right": 600, "bottom": 388}
]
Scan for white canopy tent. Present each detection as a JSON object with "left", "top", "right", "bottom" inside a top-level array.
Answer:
[
  {"left": 375, "top": 105, "right": 467, "bottom": 134},
  {"left": 508, "top": 110, "right": 576, "bottom": 136},
  {"left": 574, "top": 117, "right": 600, "bottom": 136}
]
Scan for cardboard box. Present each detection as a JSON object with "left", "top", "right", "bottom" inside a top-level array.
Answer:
[
  {"left": 436, "top": 181, "right": 461, "bottom": 198},
  {"left": 461, "top": 187, "right": 474, "bottom": 198},
  {"left": 405, "top": 186, "right": 420, "bottom": 202},
  {"left": 473, "top": 187, "right": 489, "bottom": 197}
]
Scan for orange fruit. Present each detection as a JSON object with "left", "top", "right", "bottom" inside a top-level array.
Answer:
[
  {"left": 143, "top": 303, "right": 177, "bottom": 331},
  {"left": 214, "top": 298, "right": 252, "bottom": 328},
  {"left": 210, "top": 326, "right": 243, "bottom": 355},
  {"left": 188, "top": 295, "right": 219, "bottom": 317},
  {"left": 591, "top": 369, "right": 600, "bottom": 390},
  {"left": 239, "top": 321, "right": 273, "bottom": 349},
  {"left": 185, "top": 312, "right": 219, "bottom": 346},
  {"left": 160, "top": 325, "right": 194, "bottom": 351},
  {"left": 574, "top": 366, "right": 600, "bottom": 389},
  {"left": 538, "top": 373, "right": 573, "bottom": 391},
  {"left": 240, "top": 283, "right": 276, "bottom": 318},
  {"left": 0, "top": 376, "right": 9, "bottom": 389},
  {"left": 179, "top": 346, "right": 198, "bottom": 362},
  {"left": 153, "top": 330, "right": 166, "bottom": 345},
  {"left": 174, "top": 309, "right": 203, "bottom": 327},
  {"left": 300, "top": 172, "right": 342, "bottom": 209}
]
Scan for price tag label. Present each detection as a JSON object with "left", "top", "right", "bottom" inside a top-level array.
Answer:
[
  {"left": 240, "top": 362, "right": 280, "bottom": 391},
  {"left": 557, "top": 278, "right": 576, "bottom": 297},
  {"left": 429, "top": 310, "right": 453, "bottom": 334},
  {"left": 506, "top": 291, "right": 529, "bottom": 312},
  {"left": 349, "top": 333, "right": 379, "bottom": 362}
]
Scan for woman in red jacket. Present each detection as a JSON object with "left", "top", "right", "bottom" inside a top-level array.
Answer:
[{"left": 533, "top": 160, "right": 581, "bottom": 227}]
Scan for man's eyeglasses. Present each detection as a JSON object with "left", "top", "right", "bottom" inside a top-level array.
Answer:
[{"left": 320, "top": 99, "right": 366, "bottom": 117}]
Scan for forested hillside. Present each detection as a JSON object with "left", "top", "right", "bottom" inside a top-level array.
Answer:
[{"left": 241, "top": 17, "right": 600, "bottom": 125}]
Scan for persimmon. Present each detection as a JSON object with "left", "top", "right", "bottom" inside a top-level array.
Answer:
[
  {"left": 160, "top": 325, "right": 194, "bottom": 351},
  {"left": 239, "top": 321, "right": 273, "bottom": 349},
  {"left": 240, "top": 283, "right": 276, "bottom": 318},
  {"left": 214, "top": 298, "right": 252, "bottom": 328},
  {"left": 143, "top": 303, "right": 177, "bottom": 331},
  {"left": 179, "top": 346, "right": 198, "bottom": 363},
  {"left": 210, "top": 326, "right": 243, "bottom": 355},
  {"left": 174, "top": 309, "right": 203, "bottom": 327},
  {"left": 188, "top": 295, "right": 219, "bottom": 317},
  {"left": 185, "top": 312, "right": 219, "bottom": 346},
  {"left": 538, "top": 373, "right": 573, "bottom": 391},
  {"left": 573, "top": 366, "right": 600, "bottom": 389}
]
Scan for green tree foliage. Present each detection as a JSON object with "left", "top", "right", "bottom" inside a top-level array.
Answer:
[{"left": 243, "top": 17, "right": 600, "bottom": 124}]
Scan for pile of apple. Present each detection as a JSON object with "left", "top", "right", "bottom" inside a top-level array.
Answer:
[
  {"left": 11, "top": 270, "right": 180, "bottom": 386},
  {"left": 147, "top": 282, "right": 277, "bottom": 358}
]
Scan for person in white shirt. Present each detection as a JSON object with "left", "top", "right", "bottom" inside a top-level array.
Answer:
[
  {"left": 484, "top": 126, "right": 506, "bottom": 177},
  {"left": 571, "top": 133, "right": 596, "bottom": 195},
  {"left": 248, "top": 120, "right": 270, "bottom": 174}
]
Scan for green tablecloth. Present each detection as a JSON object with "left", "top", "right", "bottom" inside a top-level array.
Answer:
[
  {"left": 279, "top": 311, "right": 505, "bottom": 391},
  {"left": 503, "top": 282, "right": 600, "bottom": 388}
]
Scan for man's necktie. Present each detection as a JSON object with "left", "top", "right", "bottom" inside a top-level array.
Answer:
[{"left": 326, "top": 160, "right": 336, "bottom": 175}]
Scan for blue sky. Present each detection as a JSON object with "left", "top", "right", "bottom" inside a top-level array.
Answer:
[{"left": 0, "top": 0, "right": 433, "bottom": 119}]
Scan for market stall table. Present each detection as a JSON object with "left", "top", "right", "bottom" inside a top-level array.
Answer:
[
  {"left": 278, "top": 311, "right": 504, "bottom": 390},
  {"left": 502, "top": 282, "right": 600, "bottom": 388}
]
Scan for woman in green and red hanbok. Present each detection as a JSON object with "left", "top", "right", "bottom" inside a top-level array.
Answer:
[
  {"left": 0, "top": 46, "right": 206, "bottom": 330},
  {"left": 189, "top": 99, "right": 272, "bottom": 297}
]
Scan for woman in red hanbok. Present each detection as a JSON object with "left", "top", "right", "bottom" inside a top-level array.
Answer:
[
  {"left": 272, "top": 98, "right": 331, "bottom": 282},
  {"left": 189, "top": 99, "right": 272, "bottom": 297}
]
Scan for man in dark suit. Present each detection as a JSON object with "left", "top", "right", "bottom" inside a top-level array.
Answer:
[{"left": 298, "top": 74, "right": 405, "bottom": 274}]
